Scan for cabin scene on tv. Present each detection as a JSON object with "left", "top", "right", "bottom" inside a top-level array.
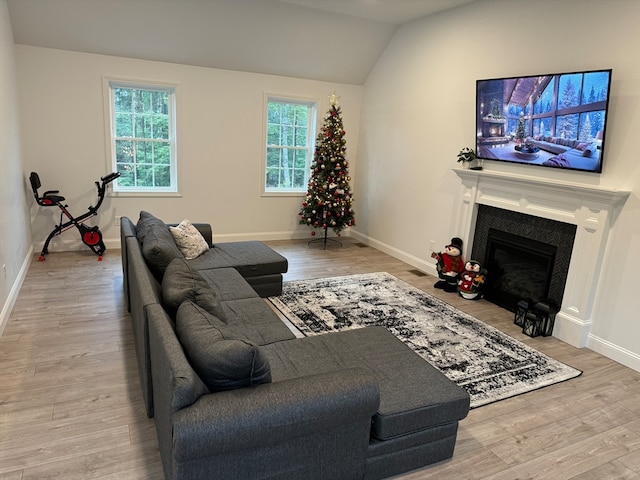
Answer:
[{"left": 476, "top": 71, "right": 610, "bottom": 172}]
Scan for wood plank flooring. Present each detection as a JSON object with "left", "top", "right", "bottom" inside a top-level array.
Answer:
[{"left": 1, "top": 238, "right": 638, "bottom": 479}]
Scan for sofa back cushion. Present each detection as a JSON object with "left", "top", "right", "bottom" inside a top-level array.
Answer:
[
  {"left": 162, "top": 257, "right": 224, "bottom": 319},
  {"left": 176, "top": 301, "right": 272, "bottom": 392},
  {"left": 136, "top": 211, "right": 183, "bottom": 279}
]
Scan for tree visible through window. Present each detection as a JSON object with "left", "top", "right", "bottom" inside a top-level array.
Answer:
[
  {"left": 265, "top": 98, "right": 315, "bottom": 193},
  {"left": 109, "top": 81, "right": 177, "bottom": 192}
]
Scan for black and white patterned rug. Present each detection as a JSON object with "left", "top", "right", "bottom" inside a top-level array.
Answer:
[{"left": 269, "top": 272, "right": 581, "bottom": 408}]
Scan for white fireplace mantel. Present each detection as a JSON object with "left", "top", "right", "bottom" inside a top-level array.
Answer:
[{"left": 453, "top": 168, "right": 630, "bottom": 348}]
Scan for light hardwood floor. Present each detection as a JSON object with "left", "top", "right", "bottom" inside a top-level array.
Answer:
[{"left": 1, "top": 239, "right": 639, "bottom": 479}]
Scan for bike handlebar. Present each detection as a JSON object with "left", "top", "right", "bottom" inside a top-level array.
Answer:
[
  {"left": 90, "top": 172, "right": 121, "bottom": 213},
  {"left": 101, "top": 172, "right": 121, "bottom": 184}
]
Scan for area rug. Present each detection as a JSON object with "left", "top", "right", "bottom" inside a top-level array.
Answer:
[{"left": 268, "top": 272, "right": 581, "bottom": 408}]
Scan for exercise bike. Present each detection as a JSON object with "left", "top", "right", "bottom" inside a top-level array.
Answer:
[{"left": 29, "top": 171, "right": 120, "bottom": 261}]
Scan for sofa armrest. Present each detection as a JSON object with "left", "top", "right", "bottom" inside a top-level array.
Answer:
[
  {"left": 172, "top": 368, "right": 380, "bottom": 460},
  {"left": 191, "top": 223, "right": 213, "bottom": 247},
  {"left": 150, "top": 302, "right": 379, "bottom": 479}
]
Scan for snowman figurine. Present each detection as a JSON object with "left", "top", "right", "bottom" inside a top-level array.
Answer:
[
  {"left": 457, "top": 260, "right": 487, "bottom": 300},
  {"left": 431, "top": 237, "right": 465, "bottom": 292}
]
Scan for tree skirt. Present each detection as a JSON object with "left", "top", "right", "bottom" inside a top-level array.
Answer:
[{"left": 268, "top": 272, "right": 581, "bottom": 408}]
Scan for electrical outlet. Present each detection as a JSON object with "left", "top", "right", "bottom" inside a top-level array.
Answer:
[
  {"left": 114, "top": 215, "right": 121, "bottom": 226},
  {"left": 2, "top": 264, "right": 5, "bottom": 277},
  {"left": 429, "top": 240, "right": 435, "bottom": 252}
]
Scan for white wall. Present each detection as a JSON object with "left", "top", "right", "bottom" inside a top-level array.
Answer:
[
  {"left": 15, "top": 46, "right": 362, "bottom": 249},
  {"left": 0, "top": 0, "right": 31, "bottom": 335},
  {"left": 10, "top": 0, "right": 640, "bottom": 369},
  {"left": 354, "top": 0, "right": 639, "bottom": 369}
]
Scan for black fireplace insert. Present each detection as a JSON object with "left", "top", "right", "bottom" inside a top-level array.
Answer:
[{"left": 483, "top": 229, "right": 557, "bottom": 312}]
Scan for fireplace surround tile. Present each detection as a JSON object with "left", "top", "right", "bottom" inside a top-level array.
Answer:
[{"left": 471, "top": 205, "right": 576, "bottom": 310}]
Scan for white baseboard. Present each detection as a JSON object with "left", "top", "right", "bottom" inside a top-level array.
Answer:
[
  {"left": 0, "top": 246, "right": 33, "bottom": 337},
  {"left": 38, "top": 230, "right": 315, "bottom": 254},
  {"left": 587, "top": 334, "right": 640, "bottom": 372},
  {"left": 34, "top": 237, "right": 122, "bottom": 255},
  {"left": 349, "top": 230, "right": 438, "bottom": 278},
  {"left": 552, "top": 312, "right": 591, "bottom": 348},
  {"left": 213, "top": 231, "right": 314, "bottom": 242}
]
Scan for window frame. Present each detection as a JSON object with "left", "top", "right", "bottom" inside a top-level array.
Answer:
[
  {"left": 262, "top": 93, "right": 318, "bottom": 196},
  {"left": 103, "top": 77, "right": 181, "bottom": 196}
]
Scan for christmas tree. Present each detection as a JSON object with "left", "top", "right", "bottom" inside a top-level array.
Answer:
[
  {"left": 299, "top": 94, "right": 354, "bottom": 243},
  {"left": 515, "top": 115, "right": 526, "bottom": 142}
]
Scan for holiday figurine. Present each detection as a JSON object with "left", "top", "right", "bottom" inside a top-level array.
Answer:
[
  {"left": 457, "top": 260, "right": 487, "bottom": 300},
  {"left": 431, "top": 237, "right": 465, "bottom": 292}
]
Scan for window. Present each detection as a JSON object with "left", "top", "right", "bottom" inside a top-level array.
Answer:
[
  {"left": 106, "top": 80, "right": 178, "bottom": 193},
  {"left": 264, "top": 96, "right": 316, "bottom": 194},
  {"left": 528, "top": 73, "right": 608, "bottom": 142}
]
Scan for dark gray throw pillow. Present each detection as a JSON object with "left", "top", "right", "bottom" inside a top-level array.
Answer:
[
  {"left": 136, "top": 210, "right": 166, "bottom": 243},
  {"left": 136, "top": 211, "right": 183, "bottom": 278},
  {"left": 162, "top": 258, "right": 224, "bottom": 319},
  {"left": 176, "top": 301, "right": 272, "bottom": 392}
]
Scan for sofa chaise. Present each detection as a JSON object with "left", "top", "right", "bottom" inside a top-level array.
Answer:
[{"left": 121, "top": 211, "right": 470, "bottom": 479}]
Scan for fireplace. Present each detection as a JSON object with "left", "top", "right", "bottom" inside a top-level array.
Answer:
[
  {"left": 452, "top": 168, "right": 629, "bottom": 348},
  {"left": 471, "top": 205, "right": 576, "bottom": 313},
  {"left": 482, "top": 229, "right": 557, "bottom": 311}
]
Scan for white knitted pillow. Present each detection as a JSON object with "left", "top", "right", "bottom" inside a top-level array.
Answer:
[{"left": 169, "top": 219, "right": 209, "bottom": 260}]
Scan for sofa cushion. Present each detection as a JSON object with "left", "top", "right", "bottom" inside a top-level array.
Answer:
[
  {"left": 262, "top": 326, "right": 470, "bottom": 440},
  {"left": 176, "top": 301, "right": 272, "bottom": 392},
  {"left": 198, "top": 268, "right": 263, "bottom": 301},
  {"left": 136, "top": 210, "right": 165, "bottom": 243},
  {"left": 216, "top": 298, "right": 297, "bottom": 345},
  {"left": 162, "top": 258, "right": 224, "bottom": 319},
  {"left": 188, "top": 241, "right": 288, "bottom": 278},
  {"left": 136, "top": 211, "right": 183, "bottom": 278},
  {"left": 169, "top": 219, "right": 209, "bottom": 260}
]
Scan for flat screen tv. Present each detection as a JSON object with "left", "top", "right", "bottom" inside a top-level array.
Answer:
[{"left": 476, "top": 69, "right": 612, "bottom": 173}]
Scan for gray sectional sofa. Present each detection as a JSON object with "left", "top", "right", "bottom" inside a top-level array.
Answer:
[{"left": 121, "top": 211, "right": 470, "bottom": 480}]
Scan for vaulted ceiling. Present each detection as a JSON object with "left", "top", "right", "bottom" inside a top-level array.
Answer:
[{"left": 6, "top": 0, "right": 476, "bottom": 85}]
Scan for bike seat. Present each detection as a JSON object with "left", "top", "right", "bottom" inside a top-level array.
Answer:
[
  {"left": 29, "top": 172, "right": 65, "bottom": 205},
  {"left": 39, "top": 193, "right": 66, "bottom": 205}
]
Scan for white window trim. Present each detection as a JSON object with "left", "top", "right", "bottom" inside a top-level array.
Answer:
[
  {"left": 261, "top": 93, "right": 318, "bottom": 197},
  {"left": 102, "top": 76, "right": 181, "bottom": 197}
]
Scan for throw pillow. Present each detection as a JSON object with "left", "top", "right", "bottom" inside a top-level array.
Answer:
[
  {"left": 169, "top": 219, "right": 209, "bottom": 260},
  {"left": 581, "top": 143, "right": 596, "bottom": 157},
  {"left": 162, "top": 257, "right": 224, "bottom": 319},
  {"left": 136, "top": 210, "right": 165, "bottom": 243},
  {"left": 137, "top": 214, "right": 183, "bottom": 279},
  {"left": 176, "top": 301, "right": 271, "bottom": 392}
]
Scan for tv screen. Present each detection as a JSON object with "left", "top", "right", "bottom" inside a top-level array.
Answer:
[{"left": 476, "top": 69, "right": 612, "bottom": 173}]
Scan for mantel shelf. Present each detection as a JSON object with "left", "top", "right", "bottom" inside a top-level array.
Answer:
[{"left": 453, "top": 168, "right": 630, "bottom": 206}]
